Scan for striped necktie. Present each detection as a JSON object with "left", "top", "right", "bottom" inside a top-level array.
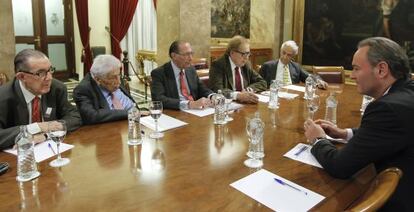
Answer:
[
  {"left": 180, "top": 71, "right": 194, "bottom": 101},
  {"left": 111, "top": 93, "right": 124, "bottom": 110}
]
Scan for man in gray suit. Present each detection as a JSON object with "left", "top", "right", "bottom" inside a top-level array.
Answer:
[
  {"left": 259, "top": 40, "right": 327, "bottom": 88},
  {"left": 0, "top": 49, "right": 81, "bottom": 150},
  {"left": 73, "top": 54, "right": 140, "bottom": 125},
  {"left": 151, "top": 40, "right": 213, "bottom": 110}
]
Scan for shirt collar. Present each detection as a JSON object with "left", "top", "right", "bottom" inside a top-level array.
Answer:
[
  {"left": 171, "top": 61, "right": 184, "bottom": 77},
  {"left": 19, "top": 80, "right": 39, "bottom": 103},
  {"left": 228, "top": 56, "right": 237, "bottom": 71}
]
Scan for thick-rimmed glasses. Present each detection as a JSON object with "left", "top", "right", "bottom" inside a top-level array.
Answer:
[
  {"left": 234, "top": 50, "right": 251, "bottom": 57},
  {"left": 20, "top": 66, "right": 55, "bottom": 80}
]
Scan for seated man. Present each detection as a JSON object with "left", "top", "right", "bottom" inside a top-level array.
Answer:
[
  {"left": 304, "top": 37, "right": 414, "bottom": 211},
  {"left": 73, "top": 54, "right": 138, "bottom": 125},
  {"left": 0, "top": 49, "right": 81, "bottom": 150},
  {"left": 209, "top": 35, "right": 266, "bottom": 104},
  {"left": 259, "top": 40, "right": 327, "bottom": 88},
  {"left": 151, "top": 40, "right": 213, "bottom": 110}
]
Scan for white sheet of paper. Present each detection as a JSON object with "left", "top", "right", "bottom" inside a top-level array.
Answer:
[
  {"left": 278, "top": 92, "right": 299, "bottom": 99},
  {"left": 284, "top": 85, "right": 306, "bottom": 93},
  {"left": 284, "top": 143, "right": 323, "bottom": 168},
  {"left": 141, "top": 114, "right": 188, "bottom": 132},
  {"left": 4, "top": 140, "right": 74, "bottom": 163},
  {"left": 182, "top": 107, "right": 215, "bottom": 117},
  {"left": 230, "top": 169, "right": 325, "bottom": 212},
  {"left": 256, "top": 94, "right": 270, "bottom": 103}
]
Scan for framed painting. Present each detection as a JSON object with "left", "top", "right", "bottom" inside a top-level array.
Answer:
[
  {"left": 292, "top": 0, "right": 414, "bottom": 70},
  {"left": 211, "top": 0, "right": 251, "bottom": 39}
]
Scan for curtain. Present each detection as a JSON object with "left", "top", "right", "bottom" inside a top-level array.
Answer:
[
  {"left": 74, "top": 0, "right": 92, "bottom": 75},
  {"left": 121, "top": 0, "right": 157, "bottom": 76},
  {"left": 109, "top": 0, "right": 139, "bottom": 59}
]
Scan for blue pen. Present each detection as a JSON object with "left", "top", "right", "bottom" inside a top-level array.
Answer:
[
  {"left": 274, "top": 177, "right": 308, "bottom": 195},
  {"left": 294, "top": 145, "right": 308, "bottom": 157},
  {"left": 48, "top": 143, "right": 56, "bottom": 155}
]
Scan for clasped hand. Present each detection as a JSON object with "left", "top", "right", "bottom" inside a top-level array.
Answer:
[
  {"left": 188, "top": 97, "right": 212, "bottom": 110},
  {"left": 303, "top": 119, "right": 347, "bottom": 143}
]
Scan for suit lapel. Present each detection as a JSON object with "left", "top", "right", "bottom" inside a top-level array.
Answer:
[
  {"left": 185, "top": 69, "right": 196, "bottom": 98},
  {"left": 272, "top": 61, "right": 278, "bottom": 81},
  {"left": 224, "top": 57, "right": 235, "bottom": 90},
  {"left": 166, "top": 63, "right": 179, "bottom": 98},
  {"left": 13, "top": 79, "right": 30, "bottom": 124}
]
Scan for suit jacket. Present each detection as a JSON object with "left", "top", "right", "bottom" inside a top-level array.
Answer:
[
  {"left": 311, "top": 79, "right": 414, "bottom": 211},
  {"left": 150, "top": 62, "right": 213, "bottom": 110},
  {"left": 73, "top": 73, "right": 136, "bottom": 125},
  {"left": 259, "top": 60, "right": 309, "bottom": 88},
  {"left": 209, "top": 55, "right": 267, "bottom": 93},
  {"left": 0, "top": 78, "right": 82, "bottom": 150}
]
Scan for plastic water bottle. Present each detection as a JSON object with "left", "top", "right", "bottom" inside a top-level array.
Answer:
[
  {"left": 268, "top": 80, "right": 280, "bottom": 109},
  {"left": 212, "top": 90, "right": 226, "bottom": 125},
  {"left": 128, "top": 104, "right": 142, "bottom": 145},
  {"left": 16, "top": 126, "right": 40, "bottom": 182},
  {"left": 324, "top": 92, "right": 338, "bottom": 124},
  {"left": 304, "top": 75, "right": 316, "bottom": 99}
]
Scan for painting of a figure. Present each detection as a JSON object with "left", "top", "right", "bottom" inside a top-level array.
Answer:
[
  {"left": 302, "top": 0, "right": 414, "bottom": 70},
  {"left": 211, "top": 0, "right": 251, "bottom": 38}
]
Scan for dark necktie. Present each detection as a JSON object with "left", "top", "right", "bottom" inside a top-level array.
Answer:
[
  {"left": 180, "top": 71, "right": 194, "bottom": 101},
  {"left": 235, "top": 67, "right": 242, "bottom": 91},
  {"left": 32, "top": 96, "right": 41, "bottom": 123}
]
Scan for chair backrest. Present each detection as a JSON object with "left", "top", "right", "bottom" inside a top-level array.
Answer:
[
  {"left": 91, "top": 46, "right": 106, "bottom": 59},
  {"left": 192, "top": 57, "right": 208, "bottom": 70},
  {"left": 136, "top": 50, "right": 157, "bottom": 100},
  {"left": 0, "top": 72, "right": 8, "bottom": 86},
  {"left": 312, "top": 66, "right": 345, "bottom": 83},
  {"left": 345, "top": 167, "right": 403, "bottom": 212}
]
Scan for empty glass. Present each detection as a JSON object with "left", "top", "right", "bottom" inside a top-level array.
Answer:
[
  {"left": 48, "top": 120, "right": 70, "bottom": 167},
  {"left": 244, "top": 113, "right": 265, "bottom": 168},
  {"left": 306, "top": 95, "right": 320, "bottom": 120},
  {"left": 222, "top": 90, "right": 233, "bottom": 122},
  {"left": 149, "top": 101, "right": 164, "bottom": 139}
]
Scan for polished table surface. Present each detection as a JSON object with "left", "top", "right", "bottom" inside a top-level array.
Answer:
[{"left": 0, "top": 84, "right": 376, "bottom": 211}]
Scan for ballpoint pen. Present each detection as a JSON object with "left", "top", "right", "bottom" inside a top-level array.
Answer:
[
  {"left": 48, "top": 143, "right": 56, "bottom": 155},
  {"left": 294, "top": 145, "right": 308, "bottom": 157},
  {"left": 274, "top": 177, "right": 308, "bottom": 195}
]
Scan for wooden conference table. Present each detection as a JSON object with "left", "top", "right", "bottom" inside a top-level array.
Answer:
[{"left": 0, "top": 84, "right": 376, "bottom": 211}]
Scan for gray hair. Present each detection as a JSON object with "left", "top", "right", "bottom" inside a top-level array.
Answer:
[
  {"left": 14, "top": 49, "right": 48, "bottom": 73},
  {"left": 90, "top": 54, "right": 122, "bottom": 78},
  {"left": 281, "top": 40, "right": 299, "bottom": 55},
  {"left": 358, "top": 37, "right": 411, "bottom": 80}
]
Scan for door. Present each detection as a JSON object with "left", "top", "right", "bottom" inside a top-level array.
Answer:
[{"left": 12, "top": 0, "right": 75, "bottom": 81}]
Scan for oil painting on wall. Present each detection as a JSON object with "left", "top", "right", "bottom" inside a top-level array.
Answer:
[
  {"left": 302, "top": 0, "right": 414, "bottom": 70},
  {"left": 211, "top": 0, "right": 251, "bottom": 38}
]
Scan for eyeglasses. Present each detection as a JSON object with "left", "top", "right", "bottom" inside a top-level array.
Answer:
[
  {"left": 20, "top": 66, "right": 55, "bottom": 79},
  {"left": 177, "top": 52, "right": 194, "bottom": 57},
  {"left": 235, "top": 50, "right": 251, "bottom": 57}
]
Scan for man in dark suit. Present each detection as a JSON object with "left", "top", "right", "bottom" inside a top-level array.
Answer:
[
  {"left": 0, "top": 49, "right": 81, "bottom": 150},
  {"left": 304, "top": 37, "right": 414, "bottom": 211},
  {"left": 259, "top": 40, "right": 327, "bottom": 88},
  {"left": 151, "top": 40, "right": 213, "bottom": 110},
  {"left": 209, "top": 35, "right": 267, "bottom": 104},
  {"left": 73, "top": 54, "right": 138, "bottom": 125}
]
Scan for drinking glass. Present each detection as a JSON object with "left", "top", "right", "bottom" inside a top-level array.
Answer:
[
  {"left": 149, "top": 101, "right": 164, "bottom": 139},
  {"left": 48, "top": 120, "right": 70, "bottom": 167},
  {"left": 222, "top": 90, "right": 233, "bottom": 122},
  {"left": 306, "top": 95, "right": 320, "bottom": 120},
  {"left": 244, "top": 116, "right": 264, "bottom": 168}
]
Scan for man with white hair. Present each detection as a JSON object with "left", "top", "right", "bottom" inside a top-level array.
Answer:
[
  {"left": 259, "top": 40, "right": 327, "bottom": 88},
  {"left": 73, "top": 54, "right": 137, "bottom": 125}
]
